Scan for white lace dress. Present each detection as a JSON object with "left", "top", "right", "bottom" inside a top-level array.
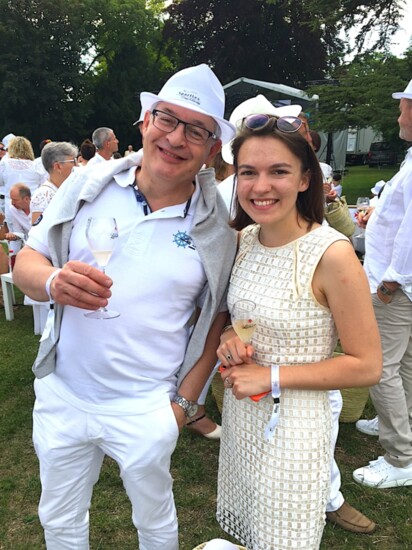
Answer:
[{"left": 217, "top": 224, "right": 346, "bottom": 550}]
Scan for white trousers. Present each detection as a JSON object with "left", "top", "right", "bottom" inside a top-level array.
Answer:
[
  {"left": 33, "top": 379, "right": 179, "bottom": 550},
  {"left": 326, "top": 389, "right": 344, "bottom": 512}
]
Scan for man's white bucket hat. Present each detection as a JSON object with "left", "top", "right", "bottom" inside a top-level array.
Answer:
[
  {"left": 392, "top": 79, "right": 412, "bottom": 100},
  {"left": 140, "top": 64, "right": 235, "bottom": 145},
  {"left": 221, "top": 95, "right": 302, "bottom": 164}
]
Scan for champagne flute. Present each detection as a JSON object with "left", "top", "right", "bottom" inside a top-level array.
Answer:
[
  {"left": 84, "top": 216, "right": 120, "bottom": 319},
  {"left": 232, "top": 299, "right": 258, "bottom": 344},
  {"left": 231, "top": 300, "right": 266, "bottom": 402}
]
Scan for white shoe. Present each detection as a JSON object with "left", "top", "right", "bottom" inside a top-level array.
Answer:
[
  {"left": 356, "top": 416, "right": 379, "bottom": 436},
  {"left": 353, "top": 456, "right": 412, "bottom": 489}
]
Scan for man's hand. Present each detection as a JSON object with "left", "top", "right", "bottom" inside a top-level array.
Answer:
[
  {"left": 51, "top": 260, "right": 113, "bottom": 310},
  {"left": 171, "top": 401, "right": 186, "bottom": 432}
]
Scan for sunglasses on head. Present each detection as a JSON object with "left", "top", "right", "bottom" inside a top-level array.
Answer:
[
  {"left": 240, "top": 114, "right": 302, "bottom": 133},
  {"left": 0, "top": 147, "right": 5, "bottom": 152}
]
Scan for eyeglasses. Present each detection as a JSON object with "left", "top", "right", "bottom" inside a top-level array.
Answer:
[
  {"left": 240, "top": 114, "right": 302, "bottom": 133},
  {"left": 151, "top": 109, "right": 218, "bottom": 145},
  {"left": 60, "top": 157, "right": 78, "bottom": 166}
]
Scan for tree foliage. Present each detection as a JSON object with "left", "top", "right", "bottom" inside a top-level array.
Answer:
[
  {"left": 308, "top": 49, "right": 412, "bottom": 149},
  {"left": 0, "top": 0, "right": 168, "bottom": 151},
  {"left": 162, "top": 0, "right": 345, "bottom": 86},
  {"left": 300, "top": 0, "right": 407, "bottom": 56}
]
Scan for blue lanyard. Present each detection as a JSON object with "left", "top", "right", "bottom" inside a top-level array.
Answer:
[{"left": 130, "top": 184, "right": 193, "bottom": 218}]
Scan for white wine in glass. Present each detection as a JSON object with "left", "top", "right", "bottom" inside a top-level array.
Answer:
[
  {"left": 232, "top": 299, "right": 257, "bottom": 344},
  {"left": 231, "top": 299, "right": 266, "bottom": 402},
  {"left": 84, "top": 216, "right": 120, "bottom": 320}
]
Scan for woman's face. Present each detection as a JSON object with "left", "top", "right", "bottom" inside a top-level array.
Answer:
[{"left": 236, "top": 135, "right": 309, "bottom": 230}]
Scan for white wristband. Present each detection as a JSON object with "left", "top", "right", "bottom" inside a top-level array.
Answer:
[
  {"left": 271, "top": 364, "right": 281, "bottom": 399},
  {"left": 45, "top": 269, "right": 62, "bottom": 302}
]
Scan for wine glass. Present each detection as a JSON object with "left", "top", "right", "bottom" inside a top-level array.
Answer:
[
  {"left": 356, "top": 196, "right": 370, "bottom": 214},
  {"left": 84, "top": 217, "right": 120, "bottom": 319},
  {"left": 231, "top": 300, "right": 266, "bottom": 401},
  {"left": 231, "top": 299, "right": 258, "bottom": 344}
]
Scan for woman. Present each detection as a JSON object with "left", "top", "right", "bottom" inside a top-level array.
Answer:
[
  {"left": 77, "top": 139, "right": 96, "bottom": 166},
  {"left": 0, "top": 136, "right": 44, "bottom": 224},
  {"left": 31, "top": 141, "right": 78, "bottom": 224},
  {"left": 215, "top": 114, "right": 382, "bottom": 550}
]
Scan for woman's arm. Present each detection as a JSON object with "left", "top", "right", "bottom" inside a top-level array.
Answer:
[{"left": 218, "top": 240, "right": 382, "bottom": 399}]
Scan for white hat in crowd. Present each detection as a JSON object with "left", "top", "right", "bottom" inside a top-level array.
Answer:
[
  {"left": 392, "top": 79, "right": 412, "bottom": 100},
  {"left": 2, "top": 133, "right": 16, "bottom": 149},
  {"left": 221, "top": 95, "right": 302, "bottom": 164},
  {"left": 140, "top": 64, "right": 236, "bottom": 145},
  {"left": 370, "top": 179, "right": 385, "bottom": 196}
]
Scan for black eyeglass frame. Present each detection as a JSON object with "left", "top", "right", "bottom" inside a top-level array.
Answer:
[{"left": 151, "top": 109, "right": 218, "bottom": 144}]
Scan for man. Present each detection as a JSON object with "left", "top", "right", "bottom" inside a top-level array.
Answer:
[
  {"left": 88, "top": 127, "right": 119, "bottom": 165},
  {"left": 353, "top": 78, "right": 412, "bottom": 489},
  {"left": 5, "top": 183, "right": 31, "bottom": 241},
  {"left": 124, "top": 144, "right": 135, "bottom": 156},
  {"left": 13, "top": 64, "right": 236, "bottom": 550}
]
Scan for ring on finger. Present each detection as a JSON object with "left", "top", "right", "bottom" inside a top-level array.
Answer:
[
  {"left": 226, "top": 354, "right": 232, "bottom": 361},
  {"left": 225, "top": 378, "right": 233, "bottom": 388}
]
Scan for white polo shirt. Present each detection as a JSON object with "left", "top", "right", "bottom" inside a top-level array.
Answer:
[{"left": 27, "top": 166, "right": 207, "bottom": 414}]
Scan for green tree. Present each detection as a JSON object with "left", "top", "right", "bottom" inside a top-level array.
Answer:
[
  {"left": 308, "top": 50, "right": 412, "bottom": 150},
  {"left": 0, "top": 0, "right": 97, "bottom": 149},
  {"left": 300, "top": 0, "right": 406, "bottom": 55},
  {"left": 0, "top": 0, "right": 168, "bottom": 151},
  {"left": 162, "top": 0, "right": 345, "bottom": 87}
]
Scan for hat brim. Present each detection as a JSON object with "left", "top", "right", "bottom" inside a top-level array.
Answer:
[
  {"left": 140, "top": 92, "right": 235, "bottom": 145},
  {"left": 392, "top": 92, "right": 412, "bottom": 99}
]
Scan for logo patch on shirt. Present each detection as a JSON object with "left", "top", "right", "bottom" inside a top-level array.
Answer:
[{"left": 173, "top": 230, "right": 196, "bottom": 250}]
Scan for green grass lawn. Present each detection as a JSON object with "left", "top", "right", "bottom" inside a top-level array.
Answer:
[
  {"left": 1, "top": 291, "right": 412, "bottom": 549},
  {"left": 341, "top": 165, "right": 399, "bottom": 205}
]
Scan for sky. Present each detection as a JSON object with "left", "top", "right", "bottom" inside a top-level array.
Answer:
[{"left": 387, "top": 5, "right": 412, "bottom": 56}]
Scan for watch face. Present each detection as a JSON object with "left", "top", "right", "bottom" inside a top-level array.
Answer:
[{"left": 187, "top": 402, "right": 198, "bottom": 417}]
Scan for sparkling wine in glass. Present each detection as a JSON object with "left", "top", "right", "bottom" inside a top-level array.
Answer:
[
  {"left": 231, "top": 300, "right": 266, "bottom": 401},
  {"left": 84, "top": 216, "right": 120, "bottom": 319},
  {"left": 232, "top": 299, "right": 257, "bottom": 344},
  {"left": 356, "top": 197, "right": 370, "bottom": 220}
]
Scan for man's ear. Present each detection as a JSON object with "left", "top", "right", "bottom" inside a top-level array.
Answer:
[
  {"left": 141, "top": 111, "right": 151, "bottom": 137},
  {"left": 205, "top": 139, "right": 222, "bottom": 165}
]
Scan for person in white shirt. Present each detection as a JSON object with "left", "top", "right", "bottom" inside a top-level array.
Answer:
[
  {"left": 5, "top": 183, "right": 31, "bottom": 240},
  {"left": 87, "top": 127, "right": 119, "bottom": 165},
  {"left": 31, "top": 141, "right": 79, "bottom": 225},
  {"left": 353, "top": 78, "right": 412, "bottom": 489},
  {"left": 12, "top": 64, "right": 236, "bottom": 550},
  {"left": 0, "top": 136, "right": 43, "bottom": 226}
]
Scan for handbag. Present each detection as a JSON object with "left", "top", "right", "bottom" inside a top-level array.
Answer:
[{"left": 324, "top": 196, "right": 355, "bottom": 237}]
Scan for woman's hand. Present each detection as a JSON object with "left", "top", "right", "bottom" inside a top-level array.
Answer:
[
  {"left": 217, "top": 330, "right": 254, "bottom": 367},
  {"left": 220, "top": 362, "right": 271, "bottom": 400}
]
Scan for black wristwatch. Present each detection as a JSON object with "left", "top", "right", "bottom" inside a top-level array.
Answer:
[
  {"left": 378, "top": 282, "right": 394, "bottom": 296},
  {"left": 172, "top": 393, "right": 198, "bottom": 418}
]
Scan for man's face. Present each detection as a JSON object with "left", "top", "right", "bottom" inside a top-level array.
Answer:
[
  {"left": 106, "top": 131, "right": 119, "bottom": 155},
  {"left": 141, "top": 102, "right": 221, "bottom": 186},
  {"left": 0, "top": 143, "right": 6, "bottom": 159},
  {"left": 10, "top": 188, "right": 29, "bottom": 211},
  {"left": 398, "top": 98, "right": 412, "bottom": 142}
]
